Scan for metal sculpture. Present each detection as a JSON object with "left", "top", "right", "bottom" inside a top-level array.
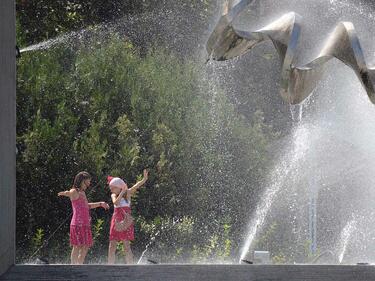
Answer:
[{"left": 206, "top": 0, "right": 375, "bottom": 104}]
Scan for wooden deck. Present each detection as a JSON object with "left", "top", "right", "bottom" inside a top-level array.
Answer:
[{"left": 1, "top": 264, "right": 375, "bottom": 281}]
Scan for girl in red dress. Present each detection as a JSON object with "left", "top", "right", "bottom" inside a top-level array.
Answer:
[
  {"left": 58, "top": 171, "right": 109, "bottom": 264},
  {"left": 107, "top": 169, "right": 148, "bottom": 264}
]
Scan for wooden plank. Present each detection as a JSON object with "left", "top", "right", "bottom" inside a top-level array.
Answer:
[
  {"left": 1, "top": 265, "right": 375, "bottom": 281},
  {"left": 0, "top": 0, "right": 16, "bottom": 276}
]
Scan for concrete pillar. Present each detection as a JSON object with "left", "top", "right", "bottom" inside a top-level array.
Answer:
[{"left": 0, "top": 0, "right": 16, "bottom": 276}]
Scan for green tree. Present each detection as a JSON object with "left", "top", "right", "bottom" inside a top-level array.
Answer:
[{"left": 16, "top": 34, "right": 273, "bottom": 263}]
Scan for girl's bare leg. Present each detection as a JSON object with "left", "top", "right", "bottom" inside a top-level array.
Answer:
[
  {"left": 123, "top": 240, "right": 134, "bottom": 264},
  {"left": 71, "top": 246, "right": 80, "bottom": 264},
  {"left": 77, "top": 246, "right": 89, "bottom": 264},
  {"left": 108, "top": 241, "right": 118, "bottom": 264}
]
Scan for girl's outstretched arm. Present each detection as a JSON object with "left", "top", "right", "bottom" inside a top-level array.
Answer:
[
  {"left": 129, "top": 169, "right": 149, "bottom": 195},
  {"left": 88, "top": 202, "right": 109, "bottom": 210},
  {"left": 57, "top": 188, "right": 78, "bottom": 199}
]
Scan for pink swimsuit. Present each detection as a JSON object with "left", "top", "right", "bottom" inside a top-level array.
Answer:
[{"left": 70, "top": 192, "right": 93, "bottom": 247}]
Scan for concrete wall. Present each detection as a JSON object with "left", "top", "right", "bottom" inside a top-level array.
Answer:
[{"left": 0, "top": 0, "right": 16, "bottom": 276}]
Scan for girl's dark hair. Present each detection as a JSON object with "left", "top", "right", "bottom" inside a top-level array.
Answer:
[{"left": 73, "top": 171, "right": 91, "bottom": 190}]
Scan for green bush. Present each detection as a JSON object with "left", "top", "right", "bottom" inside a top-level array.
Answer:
[{"left": 16, "top": 35, "right": 273, "bottom": 263}]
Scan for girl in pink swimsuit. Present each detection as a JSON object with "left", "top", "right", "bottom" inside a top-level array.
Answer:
[
  {"left": 107, "top": 169, "right": 148, "bottom": 264},
  {"left": 58, "top": 171, "right": 109, "bottom": 264}
]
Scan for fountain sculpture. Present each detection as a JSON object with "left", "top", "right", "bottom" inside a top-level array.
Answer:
[{"left": 207, "top": 0, "right": 375, "bottom": 104}]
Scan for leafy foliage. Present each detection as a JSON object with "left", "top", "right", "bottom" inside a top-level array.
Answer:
[
  {"left": 16, "top": 34, "right": 273, "bottom": 263},
  {"left": 16, "top": 0, "right": 213, "bottom": 47}
]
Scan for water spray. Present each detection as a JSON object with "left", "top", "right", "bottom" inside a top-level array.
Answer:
[
  {"left": 311, "top": 250, "right": 338, "bottom": 264},
  {"left": 136, "top": 217, "right": 183, "bottom": 264}
]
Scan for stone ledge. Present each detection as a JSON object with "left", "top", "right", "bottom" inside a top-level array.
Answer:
[{"left": 1, "top": 264, "right": 375, "bottom": 281}]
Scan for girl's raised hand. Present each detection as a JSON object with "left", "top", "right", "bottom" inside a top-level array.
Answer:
[{"left": 143, "top": 169, "right": 149, "bottom": 180}]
